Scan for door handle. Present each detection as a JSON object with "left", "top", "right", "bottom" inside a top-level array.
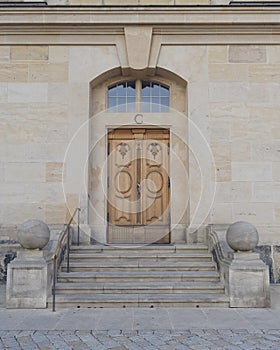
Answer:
[{"left": 137, "top": 183, "right": 141, "bottom": 195}]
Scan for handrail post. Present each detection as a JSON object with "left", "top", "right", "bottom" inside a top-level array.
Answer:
[
  {"left": 67, "top": 225, "right": 70, "bottom": 273},
  {"left": 77, "top": 208, "right": 80, "bottom": 246},
  {"left": 52, "top": 256, "right": 56, "bottom": 312},
  {"left": 51, "top": 207, "right": 80, "bottom": 311}
]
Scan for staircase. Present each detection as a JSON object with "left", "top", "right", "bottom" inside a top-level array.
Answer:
[{"left": 50, "top": 244, "right": 229, "bottom": 308}]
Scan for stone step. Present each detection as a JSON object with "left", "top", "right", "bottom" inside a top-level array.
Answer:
[
  {"left": 58, "top": 270, "right": 220, "bottom": 283},
  {"left": 68, "top": 253, "right": 212, "bottom": 262},
  {"left": 49, "top": 293, "right": 229, "bottom": 308},
  {"left": 55, "top": 281, "right": 225, "bottom": 294},
  {"left": 70, "top": 244, "right": 209, "bottom": 255},
  {"left": 61, "top": 261, "right": 216, "bottom": 272}
]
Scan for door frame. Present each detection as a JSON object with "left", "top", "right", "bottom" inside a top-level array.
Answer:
[{"left": 106, "top": 127, "right": 171, "bottom": 244}]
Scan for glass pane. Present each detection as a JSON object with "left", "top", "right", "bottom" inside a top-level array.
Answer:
[
  {"left": 118, "top": 97, "right": 126, "bottom": 107},
  {"left": 161, "top": 104, "right": 169, "bottom": 112},
  {"left": 141, "top": 81, "right": 170, "bottom": 113},
  {"left": 127, "top": 81, "right": 136, "bottom": 97},
  {"left": 127, "top": 97, "right": 136, "bottom": 112},
  {"left": 152, "top": 96, "right": 160, "bottom": 105},
  {"left": 161, "top": 85, "right": 169, "bottom": 97},
  {"left": 142, "top": 81, "right": 151, "bottom": 97},
  {"left": 108, "top": 81, "right": 136, "bottom": 112},
  {"left": 151, "top": 83, "right": 160, "bottom": 97},
  {"left": 108, "top": 85, "right": 118, "bottom": 97},
  {"left": 141, "top": 97, "right": 150, "bottom": 112},
  {"left": 108, "top": 97, "right": 117, "bottom": 109},
  {"left": 151, "top": 103, "right": 160, "bottom": 113},
  {"left": 161, "top": 97, "right": 169, "bottom": 106},
  {"left": 117, "top": 84, "right": 126, "bottom": 97}
]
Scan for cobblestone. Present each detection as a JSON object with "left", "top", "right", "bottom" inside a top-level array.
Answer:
[{"left": 0, "top": 330, "right": 279, "bottom": 349}]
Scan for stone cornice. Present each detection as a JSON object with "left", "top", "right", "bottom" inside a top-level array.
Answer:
[
  {"left": 0, "top": 6, "right": 279, "bottom": 26},
  {"left": 0, "top": 6, "right": 280, "bottom": 44}
]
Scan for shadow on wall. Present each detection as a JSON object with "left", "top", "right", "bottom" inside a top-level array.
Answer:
[
  {"left": 253, "top": 245, "right": 280, "bottom": 284},
  {"left": 0, "top": 247, "right": 17, "bottom": 282}
]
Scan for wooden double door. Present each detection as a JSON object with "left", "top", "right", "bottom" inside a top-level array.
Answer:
[{"left": 107, "top": 128, "right": 170, "bottom": 244}]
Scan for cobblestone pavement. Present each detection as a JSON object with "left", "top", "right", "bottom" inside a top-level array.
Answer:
[{"left": 0, "top": 329, "right": 280, "bottom": 350}]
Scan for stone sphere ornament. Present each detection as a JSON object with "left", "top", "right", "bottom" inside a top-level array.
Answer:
[
  {"left": 17, "top": 219, "right": 50, "bottom": 249},
  {"left": 226, "top": 221, "right": 259, "bottom": 252}
]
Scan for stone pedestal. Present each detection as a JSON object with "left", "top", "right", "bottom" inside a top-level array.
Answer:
[
  {"left": 229, "top": 252, "right": 270, "bottom": 308},
  {"left": 6, "top": 250, "right": 51, "bottom": 309}
]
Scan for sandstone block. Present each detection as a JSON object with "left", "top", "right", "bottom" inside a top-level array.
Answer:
[
  {"left": 66, "top": 194, "right": 79, "bottom": 222},
  {"left": 8, "top": 83, "right": 48, "bottom": 103},
  {"left": 0, "top": 47, "right": 10, "bottom": 62},
  {"left": 46, "top": 162, "right": 65, "bottom": 182},
  {"left": 29, "top": 63, "right": 68, "bottom": 82},
  {"left": 6, "top": 250, "right": 51, "bottom": 308},
  {"left": 209, "top": 102, "right": 249, "bottom": 120},
  {"left": 229, "top": 252, "right": 270, "bottom": 308},
  {"left": 211, "top": 141, "right": 231, "bottom": 162},
  {"left": 48, "top": 46, "right": 69, "bottom": 63},
  {"left": 0, "top": 64, "right": 28, "bottom": 82},
  {"left": 232, "top": 203, "right": 274, "bottom": 224},
  {"left": 209, "top": 64, "right": 248, "bottom": 82},
  {"left": 229, "top": 45, "right": 266, "bottom": 63},
  {"left": 249, "top": 64, "right": 280, "bottom": 83},
  {"left": 45, "top": 204, "right": 66, "bottom": 224},
  {"left": 272, "top": 162, "right": 280, "bottom": 181},
  {"left": 4, "top": 162, "right": 45, "bottom": 183},
  {"left": 0, "top": 83, "right": 8, "bottom": 103},
  {"left": 48, "top": 83, "right": 69, "bottom": 103},
  {"left": 10, "top": 45, "right": 48, "bottom": 61},
  {"left": 215, "top": 182, "right": 252, "bottom": 203},
  {"left": 267, "top": 46, "right": 280, "bottom": 64},
  {"left": 208, "top": 45, "right": 227, "bottom": 63},
  {"left": 210, "top": 203, "right": 233, "bottom": 224},
  {"left": 251, "top": 141, "right": 280, "bottom": 162},
  {"left": 232, "top": 162, "right": 272, "bottom": 181},
  {"left": 253, "top": 182, "right": 280, "bottom": 203},
  {"left": 213, "top": 162, "right": 231, "bottom": 182},
  {"left": 231, "top": 141, "right": 251, "bottom": 161},
  {"left": 209, "top": 120, "right": 230, "bottom": 141},
  {"left": 209, "top": 83, "right": 248, "bottom": 103}
]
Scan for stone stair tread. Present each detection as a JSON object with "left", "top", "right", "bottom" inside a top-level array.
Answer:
[
  {"left": 58, "top": 270, "right": 219, "bottom": 277},
  {"left": 55, "top": 281, "right": 225, "bottom": 290},
  {"left": 61, "top": 261, "right": 215, "bottom": 268},
  {"left": 50, "top": 293, "right": 229, "bottom": 303},
  {"left": 71, "top": 244, "right": 208, "bottom": 250},
  {"left": 52, "top": 244, "right": 227, "bottom": 308},
  {"left": 70, "top": 252, "right": 212, "bottom": 261}
]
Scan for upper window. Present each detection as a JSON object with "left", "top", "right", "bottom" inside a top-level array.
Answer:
[{"left": 108, "top": 80, "right": 170, "bottom": 113}]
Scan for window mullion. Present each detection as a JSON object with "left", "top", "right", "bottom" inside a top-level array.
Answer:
[{"left": 136, "top": 80, "right": 141, "bottom": 113}]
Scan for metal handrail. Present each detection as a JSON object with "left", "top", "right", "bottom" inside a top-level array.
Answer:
[{"left": 52, "top": 207, "right": 80, "bottom": 312}]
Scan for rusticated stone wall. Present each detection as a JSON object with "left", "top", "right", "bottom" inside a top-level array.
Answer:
[{"left": 0, "top": 0, "right": 279, "bottom": 253}]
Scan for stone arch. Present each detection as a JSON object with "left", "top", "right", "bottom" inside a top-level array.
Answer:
[{"left": 88, "top": 66, "right": 189, "bottom": 244}]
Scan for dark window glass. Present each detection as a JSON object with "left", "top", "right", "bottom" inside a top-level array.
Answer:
[
  {"left": 141, "top": 81, "right": 170, "bottom": 112},
  {"left": 108, "top": 81, "right": 136, "bottom": 112}
]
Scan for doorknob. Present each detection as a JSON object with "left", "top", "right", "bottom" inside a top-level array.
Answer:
[{"left": 137, "top": 183, "right": 141, "bottom": 195}]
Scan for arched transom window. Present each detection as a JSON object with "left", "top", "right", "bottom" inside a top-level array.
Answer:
[{"left": 108, "top": 80, "right": 170, "bottom": 113}]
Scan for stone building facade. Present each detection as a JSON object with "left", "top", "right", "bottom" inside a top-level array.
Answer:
[{"left": 0, "top": 1, "right": 280, "bottom": 281}]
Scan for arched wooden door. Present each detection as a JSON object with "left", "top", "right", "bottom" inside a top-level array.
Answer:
[{"left": 107, "top": 129, "right": 170, "bottom": 244}]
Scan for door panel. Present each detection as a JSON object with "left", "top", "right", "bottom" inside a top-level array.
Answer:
[{"left": 108, "top": 129, "right": 170, "bottom": 244}]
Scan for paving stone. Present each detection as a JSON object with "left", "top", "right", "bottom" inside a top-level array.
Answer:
[{"left": 1, "top": 330, "right": 280, "bottom": 349}]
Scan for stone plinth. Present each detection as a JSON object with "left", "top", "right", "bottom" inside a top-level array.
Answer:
[
  {"left": 6, "top": 250, "right": 51, "bottom": 309},
  {"left": 229, "top": 252, "right": 270, "bottom": 308}
]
